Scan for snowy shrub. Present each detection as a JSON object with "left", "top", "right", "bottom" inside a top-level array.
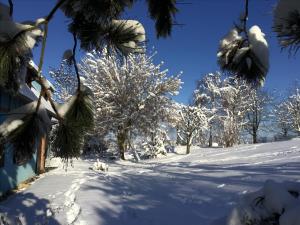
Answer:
[
  {"left": 226, "top": 180, "right": 300, "bottom": 225},
  {"left": 92, "top": 159, "right": 109, "bottom": 172},
  {"left": 140, "top": 137, "right": 167, "bottom": 159}
]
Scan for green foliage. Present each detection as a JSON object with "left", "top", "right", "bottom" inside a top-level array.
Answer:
[
  {"left": 274, "top": 10, "right": 300, "bottom": 54},
  {"left": 65, "top": 88, "right": 94, "bottom": 132},
  {"left": 0, "top": 35, "right": 28, "bottom": 93},
  {"left": 218, "top": 44, "right": 267, "bottom": 85},
  {"left": 61, "top": 0, "right": 134, "bottom": 51},
  {"left": 52, "top": 88, "right": 94, "bottom": 162},
  {"left": 67, "top": 19, "right": 143, "bottom": 54},
  {"left": 147, "top": 0, "right": 178, "bottom": 38},
  {"left": 8, "top": 112, "right": 48, "bottom": 164},
  {"left": 60, "top": 0, "right": 177, "bottom": 51},
  {"left": 52, "top": 120, "right": 83, "bottom": 164}
]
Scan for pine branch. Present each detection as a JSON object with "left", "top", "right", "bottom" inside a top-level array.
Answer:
[
  {"left": 10, "top": 0, "right": 67, "bottom": 44},
  {"left": 8, "top": 0, "right": 13, "bottom": 17},
  {"left": 242, "top": 0, "right": 249, "bottom": 40},
  {"left": 72, "top": 33, "right": 81, "bottom": 91},
  {"left": 35, "top": 23, "right": 48, "bottom": 113}
]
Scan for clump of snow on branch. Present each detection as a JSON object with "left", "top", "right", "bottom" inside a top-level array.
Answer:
[
  {"left": 226, "top": 180, "right": 300, "bottom": 225},
  {"left": 248, "top": 25, "right": 269, "bottom": 72},
  {"left": 111, "top": 20, "right": 146, "bottom": 54},
  {"left": 217, "top": 15, "right": 269, "bottom": 84},
  {"left": 0, "top": 2, "right": 43, "bottom": 50}
]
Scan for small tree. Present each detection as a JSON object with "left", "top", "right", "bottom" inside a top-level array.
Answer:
[
  {"left": 219, "top": 77, "right": 251, "bottom": 147},
  {"left": 274, "top": 101, "right": 293, "bottom": 138},
  {"left": 285, "top": 88, "right": 300, "bottom": 134},
  {"left": 194, "top": 72, "right": 222, "bottom": 146},
  {"left": 177, "top": 105, "right": 208, "bottom": 154},
  {"left": 244, "top": 88, "right": 272, "bottom": 143}
]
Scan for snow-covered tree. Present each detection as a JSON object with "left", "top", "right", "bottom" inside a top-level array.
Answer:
[
  {"left": 177, "top": 105, "right": 208, "bottom": 154},
  {"left": 244, "top": 88, "right": 272, "bottom": 143},
  {"left": 219, "top": 77, "right": 251, "bottom": 147},
  {"left": 274, "top": 101, "right": 293, "bottom": 138},
  {"left": 80, "top": 49, "right": 181, "bottom": 160},
  {"left": 194, "top": 72, "right": 222, "bottom": 146},
  {"left": 49, "top": 60, "right": 77, "bottom": 103},
  {"left": 285, "top": 88, "right": 300, "bottom": 134}
]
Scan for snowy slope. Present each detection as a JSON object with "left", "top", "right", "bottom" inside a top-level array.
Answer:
[{"left": 1, "top": 139, "right": 300, "bottom": 225}]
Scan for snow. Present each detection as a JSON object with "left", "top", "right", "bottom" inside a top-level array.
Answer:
[
  {"left": 217, "top": 28, "right": 242, "bottom": 65},
  {"left": 18, "top": 83, "right": 55, "bottom": 115},
  {"left": 225, "top": 179, "right": 300, "bottom": 225},
  {"left": 2, "top": 139, "right": 300, "bottom": 225},
  {"left": 248, "top": 25, "right": 269, "bottom": 71},
  {"left": 0, "top": 101, "right": 51, "bottom": 138},
  {"left": 0, "top": 3, "right": 43, "bottom": 49},
  {"left": 111, "top": 20, "right": 146, "bottom": 54}
]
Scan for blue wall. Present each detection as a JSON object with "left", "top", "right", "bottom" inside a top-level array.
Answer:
[{"left": 0, "top": 90, "right": 38, "bottom": 196}]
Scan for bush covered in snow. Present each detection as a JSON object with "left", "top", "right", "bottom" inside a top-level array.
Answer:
[{"left": 226, "top": 180, "right": 300, "bottom": 225}]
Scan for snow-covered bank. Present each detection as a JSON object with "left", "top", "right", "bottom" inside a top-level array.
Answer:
[{"left": 1, "top": 139, "right": 300, "bottom": 225}]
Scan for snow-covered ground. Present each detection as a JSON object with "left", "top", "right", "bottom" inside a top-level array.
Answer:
[{"left": 1, "top": 138, "right": 300, "bottom": 225}]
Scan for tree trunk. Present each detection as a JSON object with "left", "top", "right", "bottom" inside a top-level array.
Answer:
[
  {"left": 208, "top": 127, "right": 212, "bottom": 147},
  {"left": 117, "top": 130, "right": 127, "bottom": 160},
  {"left": 186, "top": 143, "right": 191, "bottom": 154},
  {"left": 253, "top": 130, "right": 257, "bottom": 144},
  {"left": 186, "top": 134, "right": 192, "bottom": 154}
]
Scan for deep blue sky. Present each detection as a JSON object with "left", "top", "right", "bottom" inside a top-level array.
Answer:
[{"left": 4, "top": 0, "right": 300, "bottom": 103}]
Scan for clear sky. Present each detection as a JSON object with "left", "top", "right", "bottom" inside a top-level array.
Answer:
[{"left": 4, "top": 0, "right": 300, "bottom": 103}]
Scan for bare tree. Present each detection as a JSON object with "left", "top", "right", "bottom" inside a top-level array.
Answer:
[{"left": 244, "top": 88, "right": 272, "bottom": 143}]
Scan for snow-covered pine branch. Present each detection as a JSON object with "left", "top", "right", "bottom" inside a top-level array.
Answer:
[{"left": 217, "top": 1, "right": 269, "bottom": 85}]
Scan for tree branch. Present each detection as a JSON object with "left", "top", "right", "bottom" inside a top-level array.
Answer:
[
  {"left": 9, "top": 0, "right": 67, "bottom": 44},
  {"left": 8, "top": 0, "right": 13, "bottom": 17},
  {"left": 72, "top": 33, "right": 81, "bottom": 91},
  {"left": 242, "top": 0, "right": 249, "bottom": 40}
]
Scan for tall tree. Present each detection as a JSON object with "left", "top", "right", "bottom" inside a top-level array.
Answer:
[
  {"left": 80, "top": 49, "right": 181, "bottom": 160},
  {"left": 194, "top": 72, "right": 222, "bottom": 147}
]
